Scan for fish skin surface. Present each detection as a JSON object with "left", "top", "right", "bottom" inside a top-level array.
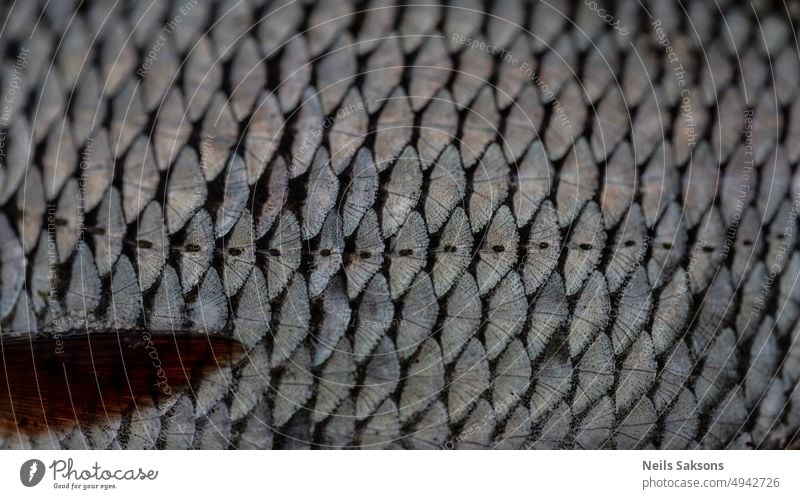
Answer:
[{"left": 0, "top": 0, "right": 799, "bottom": 449}]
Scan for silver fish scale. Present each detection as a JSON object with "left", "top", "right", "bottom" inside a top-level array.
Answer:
[{"left": 0, "top": 0, "right": 799, "bottom": 450}]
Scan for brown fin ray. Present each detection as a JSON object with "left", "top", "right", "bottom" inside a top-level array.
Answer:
[{"left": 0, "top": 331, "right": 242, "bottom": 434}]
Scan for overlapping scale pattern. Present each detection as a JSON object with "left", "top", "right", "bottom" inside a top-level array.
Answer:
[{"left": 0, "top": 0, "right": 799, "bottom": 450}]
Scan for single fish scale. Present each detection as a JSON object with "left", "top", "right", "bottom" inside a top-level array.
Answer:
[{"left": 0, "top": 0, "right": 798, "bottom": 450}]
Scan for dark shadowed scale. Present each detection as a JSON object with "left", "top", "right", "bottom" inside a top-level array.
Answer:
[{"left": 0, "top": 0, "right": 798, "bottom": 450}]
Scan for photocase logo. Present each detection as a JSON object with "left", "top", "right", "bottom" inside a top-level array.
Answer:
[{"left": 20, "top": 459, "right": 45, "bottom": 487}]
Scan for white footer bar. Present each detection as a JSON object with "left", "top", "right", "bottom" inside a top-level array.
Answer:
[{"left": 1, "top": 450, "right": 797, "bottom": 498}]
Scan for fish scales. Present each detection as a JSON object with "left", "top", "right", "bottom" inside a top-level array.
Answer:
[{"left": 0, "top": 0, "right": 798, "bottom": 450}]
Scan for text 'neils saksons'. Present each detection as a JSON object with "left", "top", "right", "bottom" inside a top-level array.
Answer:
[{"left": 643, "top": 460, "right": 725, "bottom": 471}]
